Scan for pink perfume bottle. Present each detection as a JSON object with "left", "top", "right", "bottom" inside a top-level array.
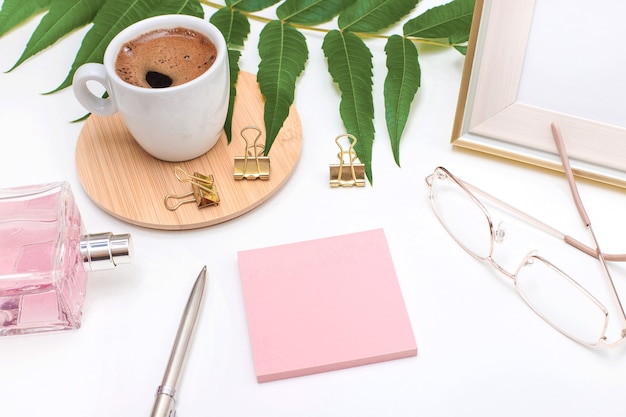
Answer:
[{"left": 0, "top": 182, "right": 132, "bottom": 336}]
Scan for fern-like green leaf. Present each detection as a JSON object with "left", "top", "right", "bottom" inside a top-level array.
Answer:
[
  {"left": 150, "top": 0, "right": 204, "bottom": 16},
  {"left": 227, "top": 0, "right": 281, "bottom": 13},
  {"left": 224, "top": 49, "right": 242, "bottom": 141},
  {"left": 257, "top": 20, "right": 308, "bottom": 154},
  {"left": 403, "top": 0, "right": 474, "bottom": 41},
  {"left": 453, "top": 44, "right": 467, "bottom": 54},
  {"left": 449, "top": 26, "right": 470, "bottom": 44},
  {"left": 8, "top": 0, "right": 106, "bottom": 72},
  {"left": 384, "top": 34, "right": 419, "bottom": 167},
  {"left": 276, "top": 0, "right": 355, "bottom": 26},
  {"left": 0, "top": 0, "right": 52, "bottom": 38},
  {"left": 322, "top": 29, "right": 374, "bottom": 183},
  {"left": 50, "top": 0, "right": 202, "bottom": 93},
  {"left": 49, "top": 0, "right": 160, "bottom": 93},
  {"left": 209, "top": 6, "right": 249, "bottom": 47},
  {"left": 338, "top": 0, "right": 419, "bottom": 34},
  {"left": 210, "top": 7, "right": 250, "bottom": 142},
  {"left": 449, "top": 30, "right": 469, "bottom": 54}
]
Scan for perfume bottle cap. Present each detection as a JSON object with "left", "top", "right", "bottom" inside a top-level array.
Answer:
[{"left": 80, "top": 232, "right": 133, "bottom": 272}]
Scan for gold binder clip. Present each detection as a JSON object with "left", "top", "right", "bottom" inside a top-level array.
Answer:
[
  {"left": 234, "top": 126, "right": 270, "bottom": 180},
  {"left": 329, "top": 134, "right": 365, "bottom": 187},
  {"left": 164, "top": 167, "right": 220, "bottom": 211}
]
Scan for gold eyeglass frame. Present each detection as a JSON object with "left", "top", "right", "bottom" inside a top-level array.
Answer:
[{"left": 425, "top": 123, "right": 626, "bottom": 348}]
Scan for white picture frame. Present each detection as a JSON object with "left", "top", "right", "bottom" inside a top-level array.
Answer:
[{"left": 452, "top": 0, "right": 626, "bottom": 187}]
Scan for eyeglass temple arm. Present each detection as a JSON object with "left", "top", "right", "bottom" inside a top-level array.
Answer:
[
  {"left": 551, "top": 122, "right": 626, "bottom": 337},
  {"left": 550, "top": 131, "right": 626, "bottom": 258},
  {"left": 550, "top": 123, "right": 590, "bottom": 226},
  {"left": 454, "top": 172, "right": 626, "bottom": 262},
  {"left": 564, "top": 236, "right": 626, "bottom": 262}
]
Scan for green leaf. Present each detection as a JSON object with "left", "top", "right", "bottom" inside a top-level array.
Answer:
[
  {"left": 449, "top": 30, "right": 468, "bottom": 54},
  {"left": 322, "top": 29, "right": 374, "bottom": 183},
  {"left": 224, "top": 49, "right": 242, "bottom": 142},
  {"left": 257, "top": 20, "right": 308, "bottom": 154},
  {"left": 276, "top": 0, "right": 355, "bottom": 26},
  {"left": 49, "top": 0, "right": 159, "bottom": 92},
  {"left": 0, "top": 0, "right": 52, "bottom": 38},
  {"left": 8, "top": 0, "right": 106, "bottom": 72},
  {"left": 210, "top": 7, "right": 250, "bottom": 143},
  {"left": 449, "top": 26, "right": 469, "bottom": 43},
  {"left": 210, "top": 6, "right": 250, "bottom": 48},
  {"left": 339, "top": 0, "right": 419, "bottom": 33},
  {"left": 403, "top": 0, "right": 474, "bottom": 40},
  {"left": 453, "top": 44, "right": 467, "bottom": 55},
  {"left": 227, "top": 0, "right": 281, "bottom": 13},
  {"left": 384, "top": 34, "right": 419, "bottom": 166},
  {"left": 150, "top": 0, "right": 203, "bottom": 17},
  {"left": 50, "top": 0, "right": 202, "bottom": 93}
]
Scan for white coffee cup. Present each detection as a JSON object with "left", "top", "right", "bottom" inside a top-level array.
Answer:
[{"left": 73, "top": 14, "right": 229, "bottom": 162}]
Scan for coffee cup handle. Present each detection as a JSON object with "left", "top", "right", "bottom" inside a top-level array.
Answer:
[{"left": 73, "top": 63, "right": 118, "bottom": 116}]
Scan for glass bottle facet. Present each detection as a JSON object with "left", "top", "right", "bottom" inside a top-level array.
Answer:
[{"left": 0, "top": 182, "right": 131, "bottom": 336}]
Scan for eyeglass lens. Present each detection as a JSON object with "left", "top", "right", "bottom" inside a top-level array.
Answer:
[
  {"left": 515, "top": 256, "right": 607, "bottom": 345},
  {"left": 428, "top": 169, "right": 492, "bottom": 260}
]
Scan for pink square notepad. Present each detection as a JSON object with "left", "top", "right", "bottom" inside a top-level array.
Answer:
[{"left": 237, "top": 228, "right": 417, "bottom": 383}]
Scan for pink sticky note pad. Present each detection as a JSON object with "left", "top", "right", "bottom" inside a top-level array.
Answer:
[{"left": 237, "top": 229, "right": 417, "bottom": 383}]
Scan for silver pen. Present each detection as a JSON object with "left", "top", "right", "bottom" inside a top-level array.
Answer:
[{"left": 150, "top": 266, "right": 207, "bottom": 417}]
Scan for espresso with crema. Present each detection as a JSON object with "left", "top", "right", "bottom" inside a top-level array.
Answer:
[{"left": 115, "top": 27, "right": 217, "bottom": 88}]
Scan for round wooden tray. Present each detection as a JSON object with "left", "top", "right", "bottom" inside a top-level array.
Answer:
[{"left": 75, "top": 71, "right": 302, "bottom": 230}]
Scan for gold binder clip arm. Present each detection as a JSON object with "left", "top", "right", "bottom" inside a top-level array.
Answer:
[
  {"left": 234, "top": 126, "right": 270, "bottom": 181},
  {"left": 329, "top": 134, "right": 365, "bottom": 188},
  {"left": 164, "top": 167, "right": 220, "bottom": 211}
]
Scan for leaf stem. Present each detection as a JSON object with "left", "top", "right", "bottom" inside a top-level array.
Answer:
[{"left": 199, "top": 0, "right": 462, "bottom": 48}]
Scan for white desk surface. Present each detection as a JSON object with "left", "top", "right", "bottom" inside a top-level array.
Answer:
[{"left": 3, "top": 2, "right": 626, "bottom": 416}]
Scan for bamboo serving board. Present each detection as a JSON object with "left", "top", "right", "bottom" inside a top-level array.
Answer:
[{"left": 75, "top": 71, "right": 302, "bottom": 230}]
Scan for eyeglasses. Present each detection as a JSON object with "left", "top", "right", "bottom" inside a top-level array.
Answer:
[{"left": 425, "top": 123, "right": 626, "bottom": 348}]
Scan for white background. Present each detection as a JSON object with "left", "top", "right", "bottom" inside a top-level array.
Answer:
[{"left": 2, "top": 1, "right": 626, "bottom": 416}]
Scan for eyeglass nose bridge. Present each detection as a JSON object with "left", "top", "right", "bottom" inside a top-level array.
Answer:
[{"left": 486, "top": 255, "right": 515, "bottom": 280}]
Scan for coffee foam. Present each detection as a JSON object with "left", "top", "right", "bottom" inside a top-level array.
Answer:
[{"left": 115, "top": 27, "right": 217, "bottom": 88}]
